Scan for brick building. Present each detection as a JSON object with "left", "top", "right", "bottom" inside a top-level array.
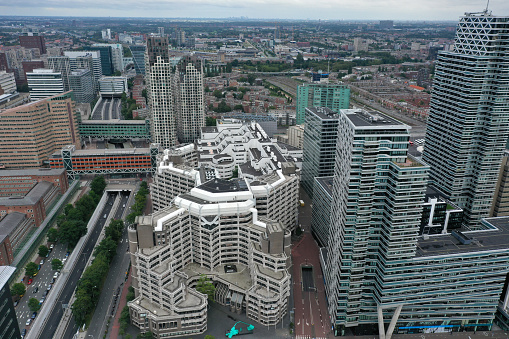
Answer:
[{"left": 0, "top": 168, "right": 68, "bottom": 197}]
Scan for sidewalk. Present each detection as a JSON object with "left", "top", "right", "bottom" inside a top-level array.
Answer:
[{"left": 110, "top": 267, "right": 132, "bottom": 339}]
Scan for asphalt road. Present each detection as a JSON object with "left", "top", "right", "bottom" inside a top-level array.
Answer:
[
  {"left": 73, "top": 191, "right": 131, "bottom": 339},
  {"left": 16, "top": 242, "right": 67, "bottom": 332},
  {"left": 37, "top": 193, "right": 117, "bottom": 339}
]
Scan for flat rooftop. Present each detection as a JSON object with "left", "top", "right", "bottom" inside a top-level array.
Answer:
[
  {"left": 80, "top": 119, "right": 147, "bottom": 125},
  {"left": 197, "top": 178, "right": 249, "bottom": 194},
  {"left": 51, "top": 148, "right": 151, "bottom": 157},
  {"left": 415, "top": 216, "right": 509, "bottom": 258},
  {"left": 343, "top": 109, "right": 408, "bottom": 128},
  {"left": 0, "top": 168, "right": 65, "bottom": 177},
  {"left": 306, "top": 107, "right": 338, "bottom": 120},
  {"left": 315, "top": 176, "right": 334, "bottom": 196}
]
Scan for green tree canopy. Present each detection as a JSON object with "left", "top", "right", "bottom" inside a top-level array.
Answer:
[
  {"left": 38, "top": 245, "right": 49, "bottom": 257},
  {"left": 25, "top": 262, "right": 38, "bottom": 277},
  {"left": 94, "top": 236, "right": 117, "bottom": 263},
  {"left": 105, "top": 219, "right": 124, "bottom": 243},
  {"left": 52, "top": 258, "right": 63, "bottom": 271},
  {"left": 28, "top": 298, "right": 41, "bottom": 312},
  {"left": 90, "top": 176, "right": 107, "bottom": 196},
  {"left": 11, "top": 283, "right": 26, "bottom": 297},
  {"left": 59, "top": 220, "right": 87, "bottom": 248},
  {"left": 47, "top": 228, "right": 59, "bottom": 243},
  {"left": 195, "top": 274, "right": 215, "bottom": 302}
]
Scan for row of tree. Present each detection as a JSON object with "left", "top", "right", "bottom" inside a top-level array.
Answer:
[
  {"left": 121, "top": 92, "right": 139, "bottom": 120},
  {"left": 49, "top": 176, "right": 107, "bottom": 248},
  {"left": 126, "top": 181, "right": 149, "bottom": 224},
  {"left": 71, "top": 219, "right": 125, "bottom": 327}
]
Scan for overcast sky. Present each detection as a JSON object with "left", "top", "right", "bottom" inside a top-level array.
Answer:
[{"left": 1, "top": 0, "right": 508, "bottom": 21}]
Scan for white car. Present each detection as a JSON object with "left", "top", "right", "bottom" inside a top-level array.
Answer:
[{"left": 26, "top": 319, "right": 31, "bottom": 326}]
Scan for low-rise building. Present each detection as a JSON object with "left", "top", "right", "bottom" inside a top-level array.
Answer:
[
  {"left": 0, "top": 168, "right": 68, "bottom": 197},
  {"left": 0, "top": 212, "right": 34, "bottom": 263}
]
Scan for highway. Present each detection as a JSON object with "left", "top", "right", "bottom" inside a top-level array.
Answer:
[
  {"left": 64, "top": 191, "right": 131, "bottom": 339},
  {"left": 36, "top": 192, "right": 117, "bottom": 339},
  {"left": 85, "top": 191, "right": 132, "bottom": 339}
]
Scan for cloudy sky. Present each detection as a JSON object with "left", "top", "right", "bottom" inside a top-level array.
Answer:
[{"left": 1, "top": 0, "right": 508, "bottom": 20}]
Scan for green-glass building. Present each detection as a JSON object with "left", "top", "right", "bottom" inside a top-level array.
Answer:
[{"left": 296, "top": 83, "right": 350, "bottom": 124}]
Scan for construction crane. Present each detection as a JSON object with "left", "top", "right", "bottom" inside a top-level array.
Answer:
[{"left": 225, "top": 321, "right": 255, "bottom": 338}]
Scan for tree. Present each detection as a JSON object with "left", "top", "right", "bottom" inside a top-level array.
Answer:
[
  {"left": 25, "top": 262, "right": 38, "bottom": 277},
  {"left": 205, "top": 117, "right": 217, "bottom": 126},
  {"left": 195, "top": 274, "right": 215, "bottom": 302},
  {"left": 38, "top": 245, "right": 49, "bottom": 258},
  {"left": 47, "top": 228, "right": 59, "bottom": 243},
  {"left": 105, "top": 219, "right": 124, "bottom": 242},
  {"left": 137, "top": 332, "right": 154, "bottom": 339},
  {"left": 247, "top": 74, "right": 256, "bottom": 85},
  {"left": 212, "top": 89, "right": 223, "bottom": 99},
  {"left": 11, "top": 283, "right": 26, "bottom": 297},
  {"left": 94, "top": 236, "right": 117, "bottom": 263},
  {"left": 204, "top": 336, "right": 216, "bottom": 339},
  {"left": 126, "top": 286, "right": 135, "bottom": 302},
  {"left": 113, "top": 71, "right": 122, "bottom": 76},
  {"left": 59, "top": 220, "right": 87, "bottom": 247},
  {"left": 52, "top": 258, "right": 63, "bottom": 271},
  {"left": 90, "top": 176, "right": 107, "bottom": 196},
  {"left": 28, "top": 298, "right": 41, "bottom": 312}
]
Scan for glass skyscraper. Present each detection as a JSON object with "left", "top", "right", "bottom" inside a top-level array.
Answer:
[{"left": 422, "top": 11, "right": 509, "bottom": 229}]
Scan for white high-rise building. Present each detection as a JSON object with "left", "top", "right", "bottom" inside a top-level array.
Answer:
[
  {"left": 26, "top": 69, "right": 64, "bottom": 101},
  {"left": 176, "top": 56, "right": 204, "bottom": 144},
  {"left": 422, "top": 11, "right": 509, "bottom": 228}
]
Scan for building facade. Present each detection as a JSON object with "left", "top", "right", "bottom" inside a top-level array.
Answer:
[
  {"left": 0, "top": 168, "right": 69, "bottom": 197},
  {"left": 296, "top": 83, "right": 350, "bottom": 124},
  {"left": 301, "top": 107, "right": 339, "bottom": 198},
  {"left": 311, "top": 176, "right": 333, "bottom": 247},
  {"left": 0, "top": 91, "right": 81, "bottom": 168},
  {"left": 129, "top": 45, "right": 146, "bottom": 75},
  {"left": 69, "top": 69, "right": 94, "bottom": 103},
  {"left": 491, "top": 151, "right": 509, "bottom": 217},
  {"left": 0, "top": 266, "right": 21, "bottom": 339},
  {"left": 26, "top": 69, "right": 64, "bottom": 101},
  {"left": 128, "top": 178, "right": 291, "bottom": 338},
  {"left": 98, "top": 76, "right": 128, "bottom": 95},
  {"left": 422, "top": 12, "right": 509, "bottom": 229},
  {"left": 176, "top": 56, "right": 204, "bottom": 144}
]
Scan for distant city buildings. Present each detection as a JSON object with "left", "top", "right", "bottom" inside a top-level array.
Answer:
[
  {"left": 19, "top": 27, "right": 46, "bottom": 55},
  {"left": 68, "top": 69, "right": 94, "bottom": 103}
]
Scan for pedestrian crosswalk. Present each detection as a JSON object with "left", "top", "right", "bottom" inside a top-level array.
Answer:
[{"left": 296, "top": 336, "right": 328, "bottom": 339}]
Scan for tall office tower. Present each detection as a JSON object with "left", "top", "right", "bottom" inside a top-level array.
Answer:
[
  {"left": 296, "top": 83, "right": 350, "bottom": 124},
  {"left": 325, "top": 109, "right": 428, "bottom": 335},
  {"left": 175, "top": 28, "right": 186, "bottom": 47},
  {"left": 26, "top": 69, "right": 64, "bottom": 101},
  {"left": 158, "top": 26, "right": 165, "bottom": 37},
  {"left": 90, "top": 45, "right": 114, "bottom": 76},
  {"left": 274, "top": 25, "right": 281, "bottom": 39},
  {"left": 0, "top": 91, "right": 81, "bottom": 168},
  {"left": 47, "top": 56, "right": 71, "bottom": 91},
  {"left": 68, "top": 69, "right": 94, "bottom": 103},
  {"left": 92, "top": 43, "right": 124, "bottom": 72},
  {"left": 19, "top": 27, "right": 46, "bottom": 55},
  {"left": 175, "top": 56, "right": 204, "bottom": 143},
  {"left": 301, "top": 107, "right": 339, "bottom": 197},
  {"left": 129, "top": 45, "right": 146, "bottom": 75},
  {"left": 422, "top": 11, "right": 509, "bottom": 229},
  {"left": 0, "top": 266, "right": 21, "bottom": 339},
  {"left": 64, "top": 51, "right": 103, "bottom": 92}
]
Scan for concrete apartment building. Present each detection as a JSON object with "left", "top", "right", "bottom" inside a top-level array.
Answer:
[
  {"left": 0, "top": 91, "right": 81, "bottom": 169},
  {"left": 0, "top": 71, "right": 16, "bottom": 95},
  {"left": 128, "top": 178, "right": 291, "bottom": 338},
  {"left": 26, "top": 68, "right": 65, "bottom": 101}
]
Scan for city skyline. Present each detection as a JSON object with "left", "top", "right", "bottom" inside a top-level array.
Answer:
[{"left": 1, "top": 0, "right": 508, "bottom": 21}]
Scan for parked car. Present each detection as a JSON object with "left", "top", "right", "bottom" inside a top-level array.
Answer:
[
  {"left": 21, "top": 329, "right": 26, "bottom": 338},
  {"left": 39, "top": 297, "right": 45, "bottom": 305},
  {"left": 39, "top": 260, "right": 44, "bottom": 265},
  {"left": 27, "top": 278, "right": 33, "bottom": 285},
  {"left": 33, "top": 287, "right": 38, "bottom": 294},
  {"left": 25, "top": 319, "right": 31, "bottom": 326},
  {"left": 14, "top": 301, "right": 18, "bottom": 307},
  {"left": 50, "top": 244, "right": 54, "bottom": 250},
  {"left": 31, "top": 312, "right": 37, "bottom": 319}
]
